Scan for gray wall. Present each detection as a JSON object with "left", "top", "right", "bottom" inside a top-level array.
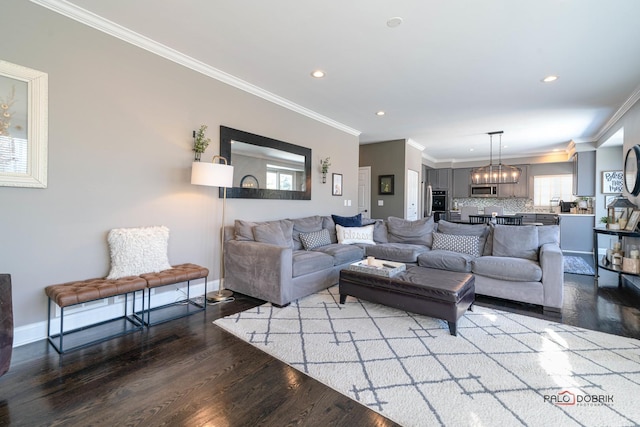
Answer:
[
  {"left": 359, "top": 140, "right": 406, "bottom": 219},
  {"left": 0, "top": 2, "right": 359, "bottom": 330}
]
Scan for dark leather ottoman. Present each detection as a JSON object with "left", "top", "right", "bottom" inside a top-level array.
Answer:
[{"left": 339, "top": 266, "right": 475, "bottom": 336}]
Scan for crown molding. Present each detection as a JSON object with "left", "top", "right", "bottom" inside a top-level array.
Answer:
[
  {"left": 407, "top": 138, "right": 425, "bottom": 151},
  {"left": 592, "top": 83, "right": 640, "bottom": 142},
  {"left": 30, "top": 0, "right": 361, "bottom": 137}
]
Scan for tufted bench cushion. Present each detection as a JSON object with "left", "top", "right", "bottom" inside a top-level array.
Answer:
[
  {"left": 137, "top": 263, "right": 209, "bottom": 327},
  {"left": 139, "top": 263, "right": 209, "bottom": 288},
  {"left": 45, "top": 276, "right": 147, "bottom": 308}
]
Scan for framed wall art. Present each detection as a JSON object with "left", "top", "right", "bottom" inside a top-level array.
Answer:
[
  {"left": 332, "top": 173, "right": 342, "bottom": 196},
  {"left": 378, "top": 174, "right": 394, "bottom": 195},
  {"left": 0, "top": 60, "right": 48, "bottom": 188},
  {"left": 602, "top": 170, "right": 623, "bottom": 194},
  {"left": 625, "top": 209, "right": 640, "bottom": 231}
]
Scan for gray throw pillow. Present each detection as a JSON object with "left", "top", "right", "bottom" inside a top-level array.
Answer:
[
  {"left": 492, "top": 224, "right": 539, "bottom": 261},
  {"left": 436, "top": 219, "right": 489, "bottom": 253},
  {"left": 387, "top": 216, "right": 435, "bottom": 247},
  {"left": 299, "top": 228, "right": 332, "bottom": 250},
  {"left": 252, "top": 222, "right": 290, "bottom": 247}
]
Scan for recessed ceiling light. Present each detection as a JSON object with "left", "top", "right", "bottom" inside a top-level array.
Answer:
[
  {"left": 542, "top": 75, "right": 559, "bottom": 83},
  {"left": 469, "top": 148, "right": 475, "bottom": 152},
  {"left": 376, "top": 111, "right": 385, "bottom": 116},
  {"left": 387, "top": 17, "right": 403, "bottom": 28},
  {"left": 311, "top": 70, "right": 326, "bottom": 78}
]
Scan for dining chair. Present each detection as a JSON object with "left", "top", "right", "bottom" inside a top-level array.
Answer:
[
  {"left": 460, "top": 206, "right": 479, "bottom": 222},
  {"left": 495, "top": 215, "right": 523, "bottom": 225},
  {"left": 483, "top": 206, "right": 504, "bottom": 216},
  {"left": 469, "top": 215, "right": 491, "bottom": 224}
]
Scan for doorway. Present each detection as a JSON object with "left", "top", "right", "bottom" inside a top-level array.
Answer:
[{"left": 358, "top": 167, "right": 371, "bottom": 219}]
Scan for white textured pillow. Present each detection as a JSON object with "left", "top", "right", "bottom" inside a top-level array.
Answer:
[
  {"left": 336, "top": 224, "right": 375, "bottom": 245},
  {"left": 106, "top": 226, "right": 172, "bottom": 279},
  {"left": 432, "top": 232, "right": 481, "bottom": 257}
]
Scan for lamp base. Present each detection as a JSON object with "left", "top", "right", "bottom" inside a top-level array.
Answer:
[{"left": 206, "top": 289, "right": 233, "bottom": 302}]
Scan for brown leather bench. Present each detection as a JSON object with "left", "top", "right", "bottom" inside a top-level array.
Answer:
[
  {"left": 45, "top": 263, "right": 209, "bottom": 353},
  {"left": 339, "top": 266, "right": 475, "bottom": 336},
  {"left": 138, "top": 263, "right": 209, "bottom": 326},
  {"left": 45, "top": 276, "right": 147, "bottom": 353}
]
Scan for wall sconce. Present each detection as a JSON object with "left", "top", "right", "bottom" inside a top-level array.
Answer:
[{"left": 320, "top": 157, "right": 331, "bottom": 183}]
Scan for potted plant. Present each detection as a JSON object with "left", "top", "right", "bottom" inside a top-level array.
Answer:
[
  {"left": 193, "top": 125, "right": 210, "bottom": 161},
  {"left": 320, "top": 157, "right": 331, "bottom": 183}
]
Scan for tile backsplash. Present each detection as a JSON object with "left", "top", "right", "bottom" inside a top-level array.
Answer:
[{"left": 453, "top": 197, "right": 533, "bottom": 214}]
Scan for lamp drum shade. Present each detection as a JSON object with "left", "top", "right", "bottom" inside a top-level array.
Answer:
[{"left": 191, "top": 161, "right": 234, "bottom": 187}]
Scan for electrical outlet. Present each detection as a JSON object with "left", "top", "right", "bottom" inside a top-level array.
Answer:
[{"left": 378, "top": 200, "right": 384, "bottom": 206}]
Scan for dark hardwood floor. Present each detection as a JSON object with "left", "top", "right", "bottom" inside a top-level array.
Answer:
[{"left": 1, "top": 260, "right": 640, "bottom": 426}]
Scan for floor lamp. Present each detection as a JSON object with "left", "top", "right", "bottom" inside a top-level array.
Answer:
[{"left": 191, "top": 155, "right": 234, "bottom": 302}]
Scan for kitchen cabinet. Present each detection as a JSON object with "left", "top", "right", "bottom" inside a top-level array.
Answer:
[
  {"left": 536, "top": 213, "right": 559, "bottom": 225},
  {"left": 426, "top": 168, "right": 451, "bottom": 190},
  {"left": 452, "top": 168, "right": 471, "bottom": 198},
  {"left": 497, "top": 165, "right": 529, "bottom": 198},
  {"left": 560, "top": 214, "right": 595, "bottom": 252},
  {"left": 573, "top": 151, "right": 596, "bottom": 196}
]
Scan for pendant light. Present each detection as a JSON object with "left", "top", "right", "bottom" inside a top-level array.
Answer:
[{"left": 470, "top": 131, "right": 521, "bottom": 184}]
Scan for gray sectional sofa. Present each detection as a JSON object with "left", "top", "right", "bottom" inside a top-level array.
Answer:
[{"left": 223, "top": 215, "right": 564, "bottom": 312}]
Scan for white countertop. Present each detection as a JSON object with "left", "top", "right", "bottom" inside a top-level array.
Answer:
[{"left": 557, "top": 213, "right": 595, "bottom": 217}]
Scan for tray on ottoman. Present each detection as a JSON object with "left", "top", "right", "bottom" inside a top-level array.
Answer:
[
  {"left": 339, "top": 266, "right": 475, "bottom": 336},
  {"left": 347, "top": 259, "right": 406, "bottom": 277}
]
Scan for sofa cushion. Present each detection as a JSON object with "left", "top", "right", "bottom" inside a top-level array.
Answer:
[
  {"left": 387, "top": 216, "right": 435, "bottom": 247},
  {"left": 331, "top": 213, "right": 362, "bottom": 227},
  {"left": 436, "top": 220, "right": 489, "bottom": 253},
  {"left": 336, "top": 224, "right": 375, "bottom": 245},
  {"left": 292, "top": 250, "right": 334, "bottom": 277},
  {"left": 312, "top": 243, "right": 364, "bottom": 265},
  {"left": 234, "top": 219, "right": 258, "bottom": 241},
  {"left": 291, "top": 216, "right": 324, "bottom": 250},
  {"left": 538, "top": 225, "right": 560, "bottom": 246},
  {"left": 252, "top": 221, "right": 291, "bottom": 247},
  {"left": 431, "top": 232, "right": 482, "bottom": 257},
  {"left": 235, "top": 219, "right": 293, "bottom": 247},
  {"left": 492, "top": 224, "right": 539, "bottom": 261},
  {"left": 299, "top": 228, "right": 332, "bottom": 250},
  {"left": 322, "top": 216, "right": 338, "bottom": 243},
  {"left": 365, "top": 242, "right": 429, "bottom": 263},
  {"left": 472, "top": 256, "right": 543, "bottom": 282},
  {"left": 362, "top": 218, "right": 389, "bottom": 243},
  {"left": 417, "top": 250, "right": 475, "bottom": 273}
]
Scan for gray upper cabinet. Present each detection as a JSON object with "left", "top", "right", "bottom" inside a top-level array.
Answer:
[
  {"left": 573, "top": 151, "right": 595, "bottom": 196},
  {"left": 497, "top": 165, "right": 529, "bottom": 198},
  {"left": 427, "top": 168, "right": 452, "bottom": 190},
  {"left": 452, "top": 168, "right": 471, "bottom": 198}
]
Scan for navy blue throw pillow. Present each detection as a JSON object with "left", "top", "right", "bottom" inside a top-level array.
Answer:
[{"left": 331, "top": 213, "right": 362, "bottom": 227}]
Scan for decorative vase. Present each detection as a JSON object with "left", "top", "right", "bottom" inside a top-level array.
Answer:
[
  {"left": 194, "top": 152, "right": 202, "bottom": 162},
  {"left": 322, "top": 172, "right": 327, "bottom": 183}
]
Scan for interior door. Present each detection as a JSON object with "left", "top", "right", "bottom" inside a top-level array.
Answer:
[
  {"left": 407, "top": 169, "right": 419, "bottom": 220},
  {"left": 358, "top": 167, "right": 371, "bottom": 219}
]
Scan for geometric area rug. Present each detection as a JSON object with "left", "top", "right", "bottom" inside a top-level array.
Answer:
[
  {"left": 215, "top": 286, "right": 640, "bottom": 427},
  {"left": 564, "top": 255, "right": 596, "bottom": 276}
]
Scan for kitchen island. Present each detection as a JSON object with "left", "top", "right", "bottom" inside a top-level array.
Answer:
[{"left": 558, "top": 214, "right": 595, "bottom": 253}]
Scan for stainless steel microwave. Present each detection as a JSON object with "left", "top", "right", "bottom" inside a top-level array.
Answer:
[{"left": 470, "top": 185, "right": 498, "bottom": 197}]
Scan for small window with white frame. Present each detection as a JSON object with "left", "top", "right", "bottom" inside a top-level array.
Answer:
[{"left": 533, "top": 174, "right": 574, "bottom": 207}]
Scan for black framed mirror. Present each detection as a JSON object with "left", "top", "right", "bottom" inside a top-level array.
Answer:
[
  {"left": 219, "top": 126, "right": 312, "bottom": 199},
  {"left": 624, "top": 145, "right": 640, "bottom": 196}
]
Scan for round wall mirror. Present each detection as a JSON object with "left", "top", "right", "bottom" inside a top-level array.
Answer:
[{"left": 624, "top": 145, "right": 640, "bottom": 196}]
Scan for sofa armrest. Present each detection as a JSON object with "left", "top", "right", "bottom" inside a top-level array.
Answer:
[
  {"left": 224, "top": 240, "right": 293, "bottom": 304},
  {"left": 539, "top": 242, "right": 564, "bottom": 309}
]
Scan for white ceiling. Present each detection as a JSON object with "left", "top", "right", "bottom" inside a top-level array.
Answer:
[{"left": 35, "top": 0, "right": 640, "bottom": 164}]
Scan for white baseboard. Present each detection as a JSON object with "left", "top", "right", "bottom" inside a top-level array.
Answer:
[{"left": 13, "top": 279, "right": 216, "bottom": 348}]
